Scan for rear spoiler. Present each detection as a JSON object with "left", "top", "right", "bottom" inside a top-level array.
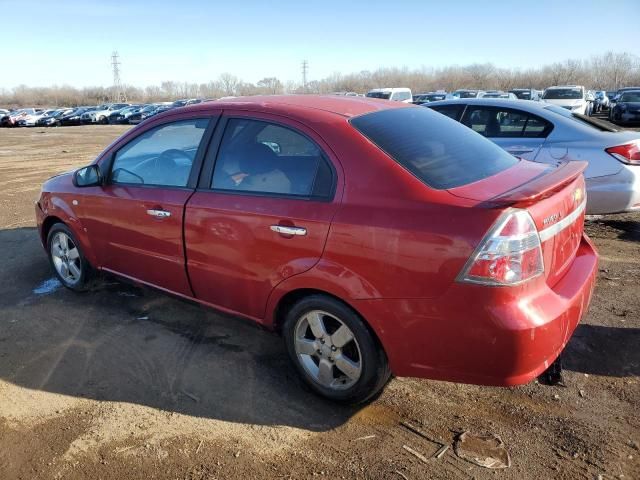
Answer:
[{"left": 486, "top": 161, "right": 587, "bottom": 206}]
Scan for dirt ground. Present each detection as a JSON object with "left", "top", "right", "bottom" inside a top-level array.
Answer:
[{"left": 0, "top": 125, "right": 638, "bottom": 480}]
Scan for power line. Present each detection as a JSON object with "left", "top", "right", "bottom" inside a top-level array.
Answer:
[
  {"left": 301, "top": 60, "right": 308, "bottom": 93},
  {"left": 111, "top": 51, "right": 127, "bottom": 102}
]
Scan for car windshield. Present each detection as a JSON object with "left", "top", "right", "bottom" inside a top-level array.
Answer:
[
  {"left": 543, "top": 88, "right": 583, "bottom": 99},
  {"left": 366, "top": 92, "right": 391, "bottom": 100},
  {"left": 544, "top": 104, "right": 618, "bottom": 132},
  {"left": 620, "top": 92, "right": 640, "bottom": 102},
  {"left": 350, "top": 107, "right": 519, "bottom": 189}
]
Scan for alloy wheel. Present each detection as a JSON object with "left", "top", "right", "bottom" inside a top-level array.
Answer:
[
  {"left": 50, "top": 232, "right": 82, "bottom": 286},
  {"left": 294, "top": 310, "right": 363, "bottom": 390}
]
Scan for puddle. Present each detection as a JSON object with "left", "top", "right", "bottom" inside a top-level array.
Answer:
[{"left": 33, "top": 277, "right": 62, "bottom": 295}]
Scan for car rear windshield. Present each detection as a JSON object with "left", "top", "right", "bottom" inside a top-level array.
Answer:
[
  {"left": 366, "top": 92, "right": 391, "bottom": 100},
  {"left": 511, "top": 90, "right": 531, "bottom": 99},
  {"left": 350, "top": 107, "right": 519, "bottom": 189}
]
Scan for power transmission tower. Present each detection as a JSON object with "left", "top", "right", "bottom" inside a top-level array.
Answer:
[
  {"left": 301, "top": 60, "right": 308, "bottom": 93},
  {"left": 111, "top": 51, "right": 127, "bottom": 102}
]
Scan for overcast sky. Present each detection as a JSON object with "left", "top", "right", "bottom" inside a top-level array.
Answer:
[{"left": 1, "top": 0, "right": 638, "bottom": 89}]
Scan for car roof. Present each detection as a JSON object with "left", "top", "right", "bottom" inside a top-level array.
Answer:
[
  {"left": 177, "top": 94, "right": 410, "bottom": 119},
  {"left": 426, "top": 98, "right": 549, "bottom": 111}
]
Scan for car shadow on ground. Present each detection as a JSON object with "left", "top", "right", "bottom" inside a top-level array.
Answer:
[
  {"left": 598, "top": 219, "right": 640, "bottom": 242},
  {"left": 564, "top": 324, "right": 640, "bottom": 377},
  {"left": 0, "top": 227, "right": 357, "bottom": 431}
]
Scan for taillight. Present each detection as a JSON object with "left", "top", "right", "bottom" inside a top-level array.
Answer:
[
  {"left": 458, "top": 209, "right": 544, "bottom": 286},
  {"left": 606, "top": 141, "right": 640, "bottom": 166}
]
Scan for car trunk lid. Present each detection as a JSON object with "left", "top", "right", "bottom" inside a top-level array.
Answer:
[{"left": 449, "top": 160, "right": 588, "bottom": 286}]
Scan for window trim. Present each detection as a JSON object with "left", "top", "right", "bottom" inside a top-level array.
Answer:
[
  {"left": 105, "top": 115, "right": 218, "bottom": 190},
  {"left": 459, "top": 106, "right": 554, "bottom": 138},
  {"left": 198, "top": 114, "right": 337, "bottom": 202}
]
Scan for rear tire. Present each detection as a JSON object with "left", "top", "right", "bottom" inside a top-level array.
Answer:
[
  {"left": 47, "top": 223, "right": 92, "bottom": 291},
  {"left": 283, "top": 294, "right": 391, "bottom": 404}
]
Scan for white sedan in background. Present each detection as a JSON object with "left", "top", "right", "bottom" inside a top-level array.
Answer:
[{"left": 425, "top": 98, "right": 640, "bottom": 214}]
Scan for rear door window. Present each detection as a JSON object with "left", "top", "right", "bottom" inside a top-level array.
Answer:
[
  {"left": 351, "top": 107, "right": 519, "bottom": 190},
  {"left": 211, "top": 118, "right": 334, "bottom": 198},
  {"left": 461, "top": 107, "right": 551, "bottom": 138}
]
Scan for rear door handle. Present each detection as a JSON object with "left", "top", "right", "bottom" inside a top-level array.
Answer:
[
  {"left": 270, "top": 225, "right": 307, "bottom": 236},
  {"left": 146, "top": 209, "right": 171, "bottom": 218}
]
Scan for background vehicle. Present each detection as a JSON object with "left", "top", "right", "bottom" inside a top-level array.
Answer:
[
  {"left": 448, "top": 89, "right": 485, "bottom": 99},
  {"left": 610, "top": 90, "right": 640, "bottom": 125},
  {"left": 36, "top": 96, "right": 597, "bottom": 404},
  {"left": 365, "top": 88, "right": 413, "bottom": 103},
  {"left": 542, "top": 85, "right": 589, "bottom": 115},
  {"left": 412, "top": 92, "right": 447, "bottom": 104},
  {"left": 608, "top": 87, "right": 640, "bottom": 119},
  {"left": 59, "top": 107, "right": 93, "bottom": 126},
  {"left": 108, "top": 105, "right": 142, "bottom": 124},
  {"left": 426, "top": 98, "right": 640, "bottom": 214},
  {"left": 17, "top": 109, "right": 56, "bottom": 127},
  {"left": 509, "top": 88, "right": 541, "bottom": 101},
  {"left": 82, "top": 103, "right": 130, "bottom": 124},
  {"left": 36, "top": 108, "right": 74, "bottom": 126},
  {"left": 478, "top": 91, "right": 517, "bottom": 99},
  {"left": 2, "top": 108, "right": 40, "bottom": 127}
]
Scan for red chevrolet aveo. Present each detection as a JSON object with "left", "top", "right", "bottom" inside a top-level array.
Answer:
[{"left": 36, "top": 96, "right": 598, "bottom": 403}]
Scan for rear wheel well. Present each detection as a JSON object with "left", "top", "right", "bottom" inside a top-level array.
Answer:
[
  {"left": 41, "top": 216, "right": 64, "bottom": 247},
  {"left": 273, "top": 288, "right": 385, "bottom": 350}
]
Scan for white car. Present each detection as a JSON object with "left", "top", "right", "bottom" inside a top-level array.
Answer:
[
  {"left": 17, "top": 109, "right": 57, "bottom": 127},
  {"left": 81, "top": 103, "right": 130, "bottom": 124},
  {"left": 542, "top": 85, "right": 589, "bottom": 115},
  {"left": 365, "top": 88, "right": 413, "bottom": 103}
]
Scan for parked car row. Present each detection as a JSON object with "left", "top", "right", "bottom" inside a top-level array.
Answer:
[
  {"left": 0, "top": 99, "right": 206, "bottom": 127},
  {"left": 366, "top": 85, "right": 640, "bottom": 127}
]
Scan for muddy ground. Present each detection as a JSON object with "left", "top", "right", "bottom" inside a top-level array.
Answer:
[{"left": 0, "top": 125, "right": 638, "bottom": 480}]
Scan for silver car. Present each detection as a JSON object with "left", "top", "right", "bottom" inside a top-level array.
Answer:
[{"left": 425, "top": 98, "right": 640, "bottom": 214}]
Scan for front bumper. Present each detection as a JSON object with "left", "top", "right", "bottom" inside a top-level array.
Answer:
[{"left": 354, "top": 234, "right": 598, "bottom": 386}]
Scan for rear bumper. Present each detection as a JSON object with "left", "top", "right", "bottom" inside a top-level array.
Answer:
[
  {"left": 355, "top": 234, "right": 598, "bottom": 386},
  {"left": 587, "top": 166, "right": 640, "bottom": 214}
]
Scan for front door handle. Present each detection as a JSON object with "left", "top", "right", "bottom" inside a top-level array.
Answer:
[
  {"left": 146, "top": 209, "right": 171, "bottom": 218},
  {"left": 270, "top": 225, "right": 307, "bottom": 236}
]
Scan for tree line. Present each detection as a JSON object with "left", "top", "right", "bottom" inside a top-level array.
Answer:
[{"left": 2, "top": 51, "right": 639, "bottom": 108}]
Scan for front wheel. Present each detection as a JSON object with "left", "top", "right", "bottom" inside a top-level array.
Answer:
[
  {"left": 47, "top": 223, "right": 92, "bottom": 291},
  {"left": 283, "top": 295, "right": 391, "bottom": 404}
]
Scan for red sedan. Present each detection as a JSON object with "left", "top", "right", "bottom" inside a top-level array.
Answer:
[{"left": 36, "top": 96, "right": 598, "bottom": 403}]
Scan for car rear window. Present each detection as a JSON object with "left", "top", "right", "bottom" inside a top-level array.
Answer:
[{"left": 350, "top": 107, "right": 519, "bottom": 189}]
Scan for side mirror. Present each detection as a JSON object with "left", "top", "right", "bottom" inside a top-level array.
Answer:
[{"left": 73, "top": 164, "right": 102, "bottom": 187}]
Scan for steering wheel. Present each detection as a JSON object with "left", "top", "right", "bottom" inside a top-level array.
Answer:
[{"left": 158, "top": 149, "right": 191, "bottom": 165}]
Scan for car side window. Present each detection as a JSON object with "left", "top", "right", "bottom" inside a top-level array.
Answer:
[
  {"left": 429, "top": 104, "right": 465, "bottom": 121},
  {"left": 523, "top": 115, "right": 552, "bottom": 137},
  {"left": 111, "top": 119, "right": 209, "bottom": 187},
  {"left": 211, "top": 118, "right": 333, "bottom": 198},
  {"left": 462, "top": 107, "right": 548, "bottom": 138}
]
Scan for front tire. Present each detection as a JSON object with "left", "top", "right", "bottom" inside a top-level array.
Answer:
[
  {"left": 47, "top": 223, "right": 92, "bottom": 291},
  {"left": 283, "top": 294, "right": 391, "bottom": 404}
]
